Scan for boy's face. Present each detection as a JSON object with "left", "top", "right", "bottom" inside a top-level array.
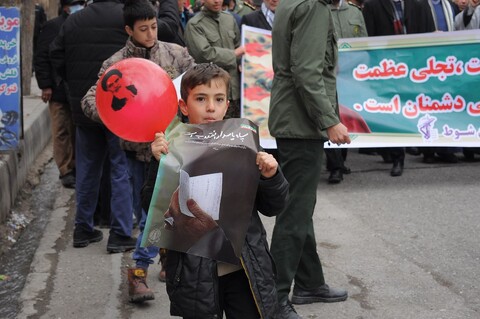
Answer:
[
  {"left": 179, "top": 78, "right": 229, "bottom": 124},
  {"left": 203, "top": 0, "right": 222, "bottom": 12},
  {"left": 125, "top": 18, "right": 157, "bottom": 49},
  {"left": 265, "top": 0, "right": 279, "bottom": 11}
]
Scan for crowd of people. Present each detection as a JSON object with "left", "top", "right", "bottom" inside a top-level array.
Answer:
[{"left": 32, "top": 0, "right": 479, "bottom": 318}]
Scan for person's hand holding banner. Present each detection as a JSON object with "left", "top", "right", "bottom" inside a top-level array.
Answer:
[{"left": 327, "top": 123, "right": 351, "bottom": 145}]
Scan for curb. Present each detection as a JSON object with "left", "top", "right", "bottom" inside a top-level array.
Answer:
[{"left": 0, "top": 96, "right": 51, "bottom": 223}]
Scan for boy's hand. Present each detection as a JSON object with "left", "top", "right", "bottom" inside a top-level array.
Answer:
[
  {"left": 256, "top": 151, "right": 278, "bottom": 179},
  {"left": 234, "top": 46, "right": 245, "bottom": 57},
  {"left": 151, "top": 132, "right": 169, "bottom": 161}
]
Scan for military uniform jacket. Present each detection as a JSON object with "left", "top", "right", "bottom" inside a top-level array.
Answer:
[
  {"left": 329, "top": 1, "right": 368, "bottom": 38},
  {"left": 269, "top": 0, "right": 339, "bottom": 140},
  {"left": 184, "top": 8, "right": 241, "bottom": 101},
  {"left": 233, "top": 0, "right": 256, "bottom": 16}
]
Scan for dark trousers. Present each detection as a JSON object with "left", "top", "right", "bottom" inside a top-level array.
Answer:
[
  {"left": 49, "top": 101, "right": 75, "bottom": 176},
  {"left": 184, "top": 270, "right": 260, "bottom": 319},
  {"left": 325, "top": 148, "right": 347, "bottom": 171},
  {"left": 219, "top": 270, "right": 260, "bottom": 319},
  {"left": 75, "top": 125, "right": 133, "bottom": 237},
  {"left": 271, "top": 138, "right": 326, "bottom": 302},
  {"left": 380, "top": 147, "right": 405, "bottom": 163}
]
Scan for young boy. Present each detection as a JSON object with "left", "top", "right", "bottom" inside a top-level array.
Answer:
[
  {"left": 147, "top": 63, "right": 291, "bottom": 318},
  {"left": 81, "top": 0, "right": 195, "bottom": 303}
]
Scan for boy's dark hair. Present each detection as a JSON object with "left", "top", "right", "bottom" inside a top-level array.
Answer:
[
  {"left": 123, "top": 0, "right": 157, "bottom": 29},
  {"left": 180, "top": 63, "right": 231, "bottom": 101}
]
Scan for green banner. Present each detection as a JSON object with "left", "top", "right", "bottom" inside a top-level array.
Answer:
[
  {"left": 241, "top": 27, "right": 480, "bottom": 148},
  {"left": 337, "top": 30, "right": 480, "bottom": 147}
]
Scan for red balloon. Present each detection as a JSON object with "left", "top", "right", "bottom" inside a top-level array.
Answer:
[{"left": 96, "top": 58, "right": 178, "bottom": 142}]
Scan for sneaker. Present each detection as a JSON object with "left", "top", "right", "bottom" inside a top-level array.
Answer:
[
  {"left": 275, "top": 300, "right": 302, "bottom": 319},
  {"left": 107, "top": 232, "right": 137, "bottom": 253},
  {"left": 127, "top": 268, "right": 155, "bottom": 303},
  {"left": 291, "top": 284, "right": 348, "bottom": 304},
  {"left": 60, "top": 172, "right": 75, "bottom": 189},
  {"left": 73, "top": 227, "right": 103, "bottom": 248}
]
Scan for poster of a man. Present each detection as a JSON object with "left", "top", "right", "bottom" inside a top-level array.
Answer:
[
  {"left": 100, "top": 68, "right": 137, "bottom": 111},
  {"left": 163, "top": 188, "right": 238, "bottom": 263}
]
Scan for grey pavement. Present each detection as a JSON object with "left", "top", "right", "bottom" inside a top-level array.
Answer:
[{"left": 16, "top": 148, "right": 480, "bottom": 318}]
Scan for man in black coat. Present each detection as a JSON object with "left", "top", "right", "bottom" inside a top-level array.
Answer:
[
  {"left": 362, "top": 0, "right": 435, "bottom": 36},
  {"left": 157, "top": 0, "right": 186, "bottom": 45},
  {"left": 50, "top": 0, "right": 137, "bottom": 252},
  {"left": 49, "top": 0, "right": 184, "bottom": 252},
  {"left": 240, "top": 0, "right": 279, "bottom": 30},
  {"left": 34, "top": 0, "right": 82, "bottom": 189},
  {"left": 362, "top": 0, "right": 435, "bottom": 176}
]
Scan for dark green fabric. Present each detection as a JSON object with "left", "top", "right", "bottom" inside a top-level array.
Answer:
[{"left": 270, "top": 138, "right": 326, "bottom": 301}]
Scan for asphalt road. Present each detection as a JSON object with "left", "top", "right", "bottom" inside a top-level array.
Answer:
[{"left": 9, "top": 148, "right": 480, "bottom": 319}]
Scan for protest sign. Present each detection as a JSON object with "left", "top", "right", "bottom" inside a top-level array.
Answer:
[
  {"left": 0, "top": 7, "right": 21, "bottom": 150},
  {"left": 142, "top": 118, "right": 261, "bottom": 265},
  {"left": 241, "top": 26, "right": 480, "bottom": 148}
]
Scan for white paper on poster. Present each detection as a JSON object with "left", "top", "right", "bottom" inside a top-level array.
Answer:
[{"left": 179, "top": 170, "right": 223, "bottom": 220}]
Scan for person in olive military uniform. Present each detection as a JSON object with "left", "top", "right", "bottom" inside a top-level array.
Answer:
[
  {"left": 184, "top": 0, "right": 245, "bottom": 118},
  {"left": 325, "top": 0, "right": 367, "bottom": 184},
  {"left": 268, "top": 0, "right": 351, "bottom": 317},
  {"left": 348, "top": 0, "right": 364, "bottom": 9},
  {"left": 231, "top": 0, "right": 256, "bottom": 16}
]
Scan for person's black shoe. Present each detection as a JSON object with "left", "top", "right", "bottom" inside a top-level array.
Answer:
[
  {"left": 73, "top": 227, "right": 103, "bottom": 248},
  {"left": 406, "top": 147, "right": 421, "bottom": 156},
  {"left": 342, "top": 166, "right": 351, "bottom": 174},
  {"left": 437, "top": 153, "right": 458, "bottom": 163},
  {"left": 381, "top": 153, "right": 393, "bottom": 163},
  {"left": 358, "top": 148, "right": 377, "bottom": 155},
  {"left": 328, "top": 169, "right": 343, "bottom": 184},
  {"left": 291, "top": 284, "right": 348, "bottom": 304},
  {"left": 463, "top": 149, "right": 475, "bottom": 162},
  {"left": 275, "top": 300, "right": 302, "bottom": 319},
  {"left": 390, "top": 161, "right": 404, "bottom": 177},
  {"left": 422, "top": 154, "right": 436, "bottom": 164},
  {"left": 60, "top": 172, "right": 75, "bottom": 189},
  {"left": 107, "top": 232, "right": 137, "bottom": 253}
]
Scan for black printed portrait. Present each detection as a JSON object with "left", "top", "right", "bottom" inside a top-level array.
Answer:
[
  {"left": 100, "top": 69, "right": 138, "bottom": 111},
  {"left": 0, "top": 110, "right": 19, "bottom": 148}
]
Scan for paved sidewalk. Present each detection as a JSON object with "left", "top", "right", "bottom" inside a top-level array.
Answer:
[
  {"left": 15, "top": 147, "right": 480, "bottom": 319},
  {"left": 0, "top": 78, "right": 51, "bottom": 222}
]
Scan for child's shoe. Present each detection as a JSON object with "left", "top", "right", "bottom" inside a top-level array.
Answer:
[{"left": 128, "top": 268, "right": 155, "bottom": 303}]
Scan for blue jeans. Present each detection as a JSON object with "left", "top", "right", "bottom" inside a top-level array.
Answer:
[
  {"left": 132, "top": 209, "right": 159, "bottom": 269},
  {"left": 75, "top": 125, "right": 133, "bottom": 237},
  {"left": 127, "top": 157, "right": 146, "bottom": 223}
]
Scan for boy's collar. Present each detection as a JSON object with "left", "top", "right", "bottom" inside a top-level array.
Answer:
[{"left": 202, "top": 6, "right": 221, "bottom": 19}]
